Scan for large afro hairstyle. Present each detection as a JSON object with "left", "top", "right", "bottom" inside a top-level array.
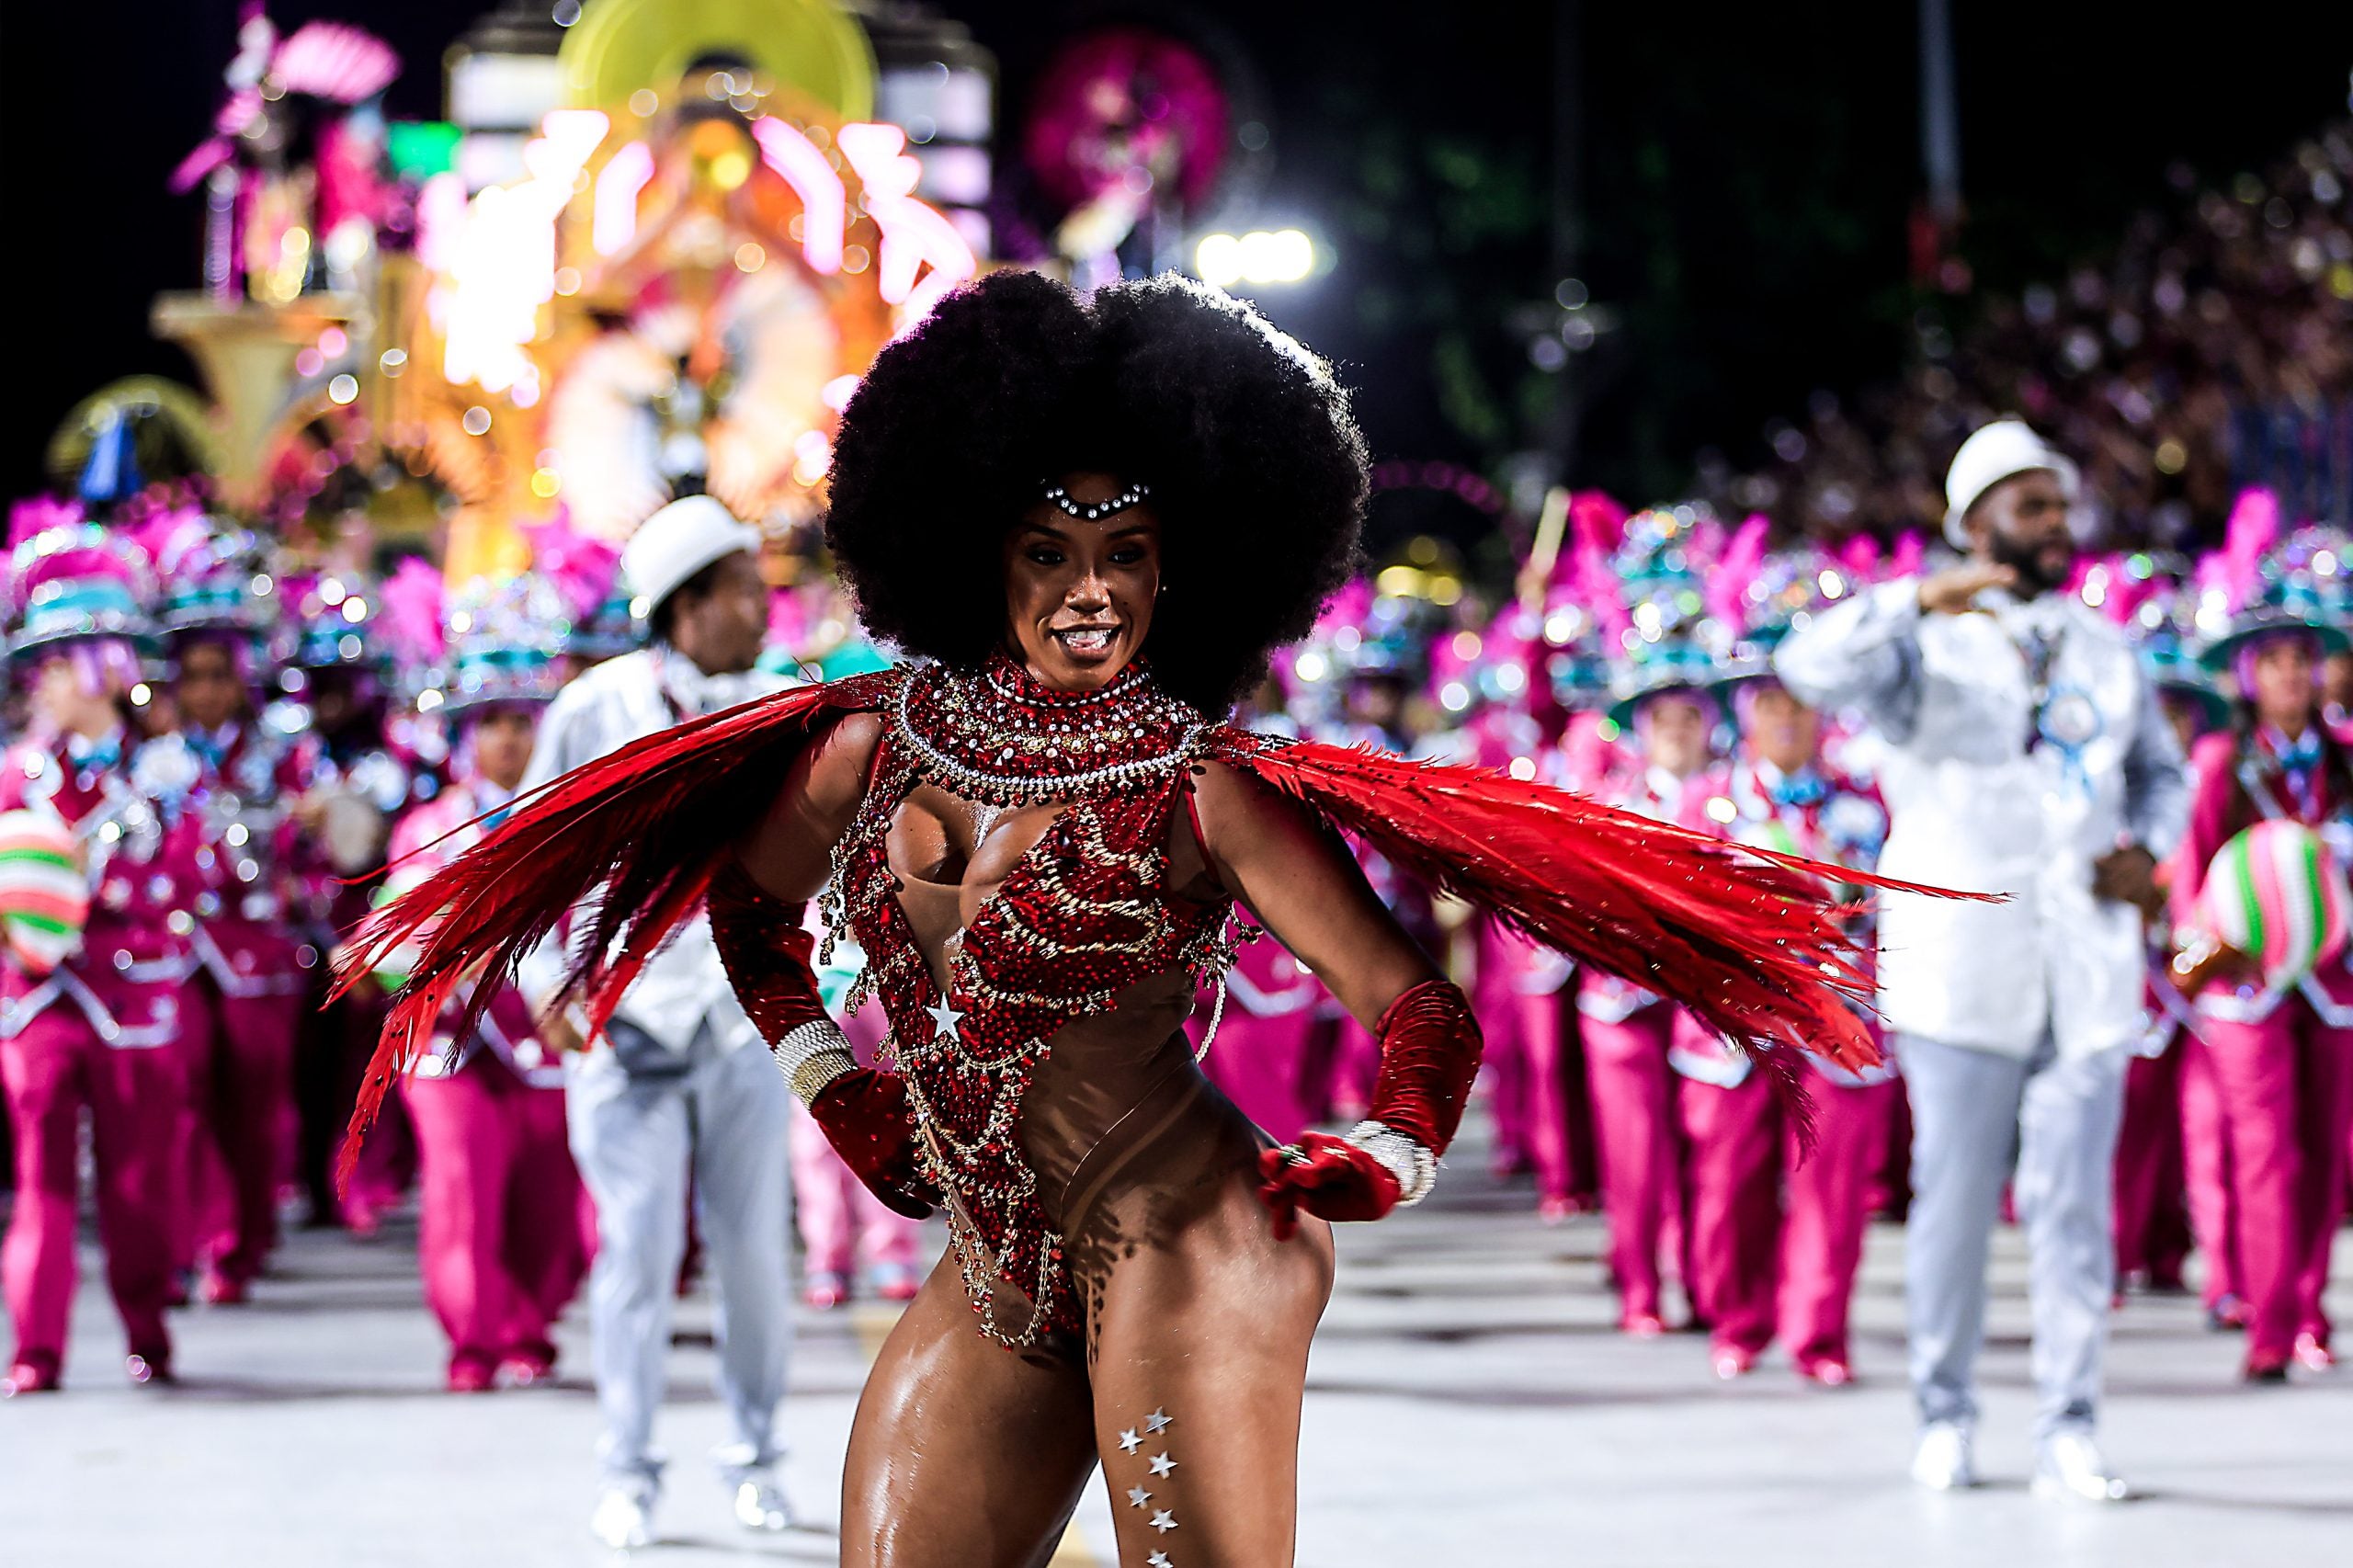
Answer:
[{"left": 824, "top": 270, "right": 1368, "bottom": 715}]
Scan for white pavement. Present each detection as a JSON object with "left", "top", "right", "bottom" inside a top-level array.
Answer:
[{"left": 2, "top": 1158, "right": 2347, "bottom": 1567}]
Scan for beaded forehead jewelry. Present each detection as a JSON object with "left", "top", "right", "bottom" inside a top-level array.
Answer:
[{"left": 1041, "top": 478, "right": 1152, "bottom": 522}]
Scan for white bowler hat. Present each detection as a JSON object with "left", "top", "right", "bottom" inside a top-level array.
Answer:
[
  {"left": 621, "top": 495, "right": 762, "bottom": 613},
  {"left": 1942, "top": 419, "right": 2080, "bottom": 550}
]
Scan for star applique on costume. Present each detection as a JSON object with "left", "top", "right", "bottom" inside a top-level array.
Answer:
[
  {"left": 926, "top": 1000, "right": 964, "bottom": 1040},
  {"left": 1117, "top": 1428, "right": 1142, "bottom": 1454},
  {"left": 1148, "top": 1453, "right": 1176, "bottom": 1477},
  {"left": 1147, "top": 1554, "right": 1175, "bottom": 1568},
  {"left": 1143, "top": 1408, "right": 1172, "bottom": 1434},
  {"left": 1149, "top": 1509, "right": 1178, "bottom": 1534},
  {"left": 1125, "top": 1485, "right": 1152, "bottom": 1508}
]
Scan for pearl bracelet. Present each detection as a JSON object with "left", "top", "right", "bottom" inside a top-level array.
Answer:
[
  {"left": 1344, "top": 1119, "right": 1439, "bottom": 1207},
  {"left": 773, "top": 1019, "right": 857, "bottom": 1106}
]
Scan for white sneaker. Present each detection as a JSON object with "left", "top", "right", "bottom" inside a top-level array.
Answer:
[
  {"left": 2033, "top": 1430, "right": 2130, "bottom": 1503},
  {"left": 589, "top": 1482, "right": 654, "bottom": 1550},
  {"left": 1910, "top": 1421, "right": 1976, "bottom": 1490},
  {"left": 733, "top": 1474, "right": 795, "bottom": 1532}
]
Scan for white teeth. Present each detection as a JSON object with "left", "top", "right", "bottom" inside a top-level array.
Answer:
[{"left": 1060, "top": 629, "right": 1112, "bottom": 653}]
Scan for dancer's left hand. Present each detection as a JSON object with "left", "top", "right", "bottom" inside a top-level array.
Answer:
[{"left": 1256, "top": 1132, "right": 1403, "bottom": 1239}]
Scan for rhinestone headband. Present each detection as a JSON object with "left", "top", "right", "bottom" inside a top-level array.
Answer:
[{"left": 1041, "top": 479, "right": 1152, "bottom": 522}]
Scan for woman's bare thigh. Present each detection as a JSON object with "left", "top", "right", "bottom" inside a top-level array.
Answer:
[
  {"left": 842, "top": 1253, "right": 1100, "bottom": 1568},
  {"left": 1082, "top": 1184, "right": 1336, "bottom": 1567}
]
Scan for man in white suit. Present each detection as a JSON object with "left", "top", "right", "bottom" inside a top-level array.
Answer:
[{"left": 1776, "top": 420, "right": 2187, "bottom": 1502}]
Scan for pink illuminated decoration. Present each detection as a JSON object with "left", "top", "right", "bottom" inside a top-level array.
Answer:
[
  {"left": 821, "top": 374, "right": 861, "bottom": 411},
  {"left": 413, "top": 172, "right": 466, "bottom": 273},
  {"left": 749, "top": 117, "right": 846, "bottom": 274},
  {"left": 836, "top": 121, "right": 978, "bottom": 324},
  {"left": 593, "top": 141, "right": 655, "bottom": 256}
]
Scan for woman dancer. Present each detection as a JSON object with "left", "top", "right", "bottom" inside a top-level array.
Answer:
[
  {"left": 347, "top": 274, "right": 1956, "bottom": 1564},
  {"left": 2172, "top": 595, "right": 2351, "bottom": 1381}
]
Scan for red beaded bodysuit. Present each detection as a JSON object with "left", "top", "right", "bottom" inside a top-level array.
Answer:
[{"left": 343, "top": 654, "right": 1965, "bottom": 1355}]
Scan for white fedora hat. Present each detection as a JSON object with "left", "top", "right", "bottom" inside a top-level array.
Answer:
[
  {"left": 1942, "top": 419, "right": 2079, "bottom": 550},
  {"left": 620, "top": 495, "right": 762, "bottom": 614}
]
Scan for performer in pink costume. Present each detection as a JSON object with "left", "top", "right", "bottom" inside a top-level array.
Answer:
[
  {"left": 373, "top": 574, "right": 588, "bottom": 1392},
  {"left": 287, "top": 573, "right": 421, "bottom": 1234},
  {"left": 1433, "top": 608, "right": 1591, "bottom": 1212},
  {"left": 1583, "top": 649, "right": 1718, "bottom": 1335},
  {"left": 2169, "top": 526, "right": 2352, "bottom": 1382},
  {"left": 155, "top": 517, "right": 318, "bottom": 1304},
  {"left": 2104, "top": 572, "right": 2224, "bottom": 1301},
  {"left": 1674, "top": 565, "right": 1897, "bottom": 1383},
  {"left": 1, "top": 519, "right": 206, "bottom": 1393}
]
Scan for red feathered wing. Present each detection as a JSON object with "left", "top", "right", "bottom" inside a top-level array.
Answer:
[
  {"left": 1208, "top": 729, "right": 1994, "bottom": 1137},
  {"left": 331, "top": 668, "right": 898, "bottom": 1187}
]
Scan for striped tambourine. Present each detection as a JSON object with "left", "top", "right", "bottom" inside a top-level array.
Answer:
[
  {"left": 2196, "top": 818, "right": 2350, "bottom": 990},
  {"left": 0, "top": 809, "right": 92, "bottom": 975}
]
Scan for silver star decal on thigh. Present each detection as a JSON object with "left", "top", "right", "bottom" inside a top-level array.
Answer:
[
  {"left": 1149, "top": 1509, "right": 1178, "bottom": 1534},
  {"left": 1117, "top": 1428, "right": 1142, "bottom": 1454},
  {"left": 1144, "top": 1408, "right": 1172, "bottom": 1434},
  {"left": 1147, "top": 1554, "right": 1174, "bottom": 1568},
  {"left": 1148, "top": 1453, "right": 1176, "bottom": 1477},
  {"left": 1125, "top": 1485, "right": 1152, "bottom": 1508},
  {"left": 926, "top": 1000, "right": 964, "bottom": 1040}
]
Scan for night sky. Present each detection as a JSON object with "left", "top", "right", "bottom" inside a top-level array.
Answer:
[{"left": 6, "top": 0, "right": 2348, "bottom": 521}]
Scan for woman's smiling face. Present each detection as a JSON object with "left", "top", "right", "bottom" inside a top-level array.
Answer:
[{"left": 1001, "top": 472, "right": 1162, "bottom": 692}]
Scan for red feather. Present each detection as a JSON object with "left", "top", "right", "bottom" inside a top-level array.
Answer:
[
  {"left": 331, "top": 670, "right": 895, "bottom": 1189},
  {"left": 1211, "top": 732, "right": 1995, "bottom": 1141}
]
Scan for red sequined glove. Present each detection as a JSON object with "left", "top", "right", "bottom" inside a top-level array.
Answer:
[
  {"left": 808, "top": 1070, "right": 937, "bottom": 1220},
  {"left": 1257, "top": 1132, "right": 1404, "bottom": 1240},
  {"left": 1257, "top": 978, "right": 1482, "bottom": 1236},
  {"left": 707, "top": 861, "right": 935, "bottom": 1217}
]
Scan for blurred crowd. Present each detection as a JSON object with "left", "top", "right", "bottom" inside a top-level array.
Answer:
[{"left": 1704, "top": 123, "right": 2353, "bottom": 554}]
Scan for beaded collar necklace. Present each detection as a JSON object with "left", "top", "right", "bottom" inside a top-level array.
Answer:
[{"left": 893, "top": 654, "right": 1205, "bottom": 805}]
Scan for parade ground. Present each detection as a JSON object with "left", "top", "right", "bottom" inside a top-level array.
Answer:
[{"left": 5, "top": 1132, "right": 2347, "bottom": 1568}]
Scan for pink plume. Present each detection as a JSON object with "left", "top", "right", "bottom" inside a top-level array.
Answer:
[
  {"left": 1837, "top": 535, "right": 1881, "bottom": 580},
  {"left": 1316, "top": 577, "right": 1374, "bottom": 638},
  {"left": 1568, "top": 491, "right": 1629, "bottom": 560},
  {"left": 522, "top": 513, "right": 622, "bottom": 621},
  {"left": 7, "top": 497, "right": 83, "bottom": 550},
  {"left": 1889, "top": 531, "right": 1927, "bottom": 581},
  {"left": 1705, "top": 514, "right": 1770, "bottom": 633},
  {"left": 378, "top": 560, "right": 447, "bottom": 665},
  {"left": 2211, "top": 487, "right": 2279, "bottom": 612}
]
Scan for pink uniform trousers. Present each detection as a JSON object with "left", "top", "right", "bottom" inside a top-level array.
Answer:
[
  {"left": 3, "top": 984, "right": 193, "bottom": 1373},
  {"left": 1677, "top": 1062, "right": 1893, "bottom": 1365},
  {"left": 1474, "top": 925, "right": 1589, "bottom": 1205},
  {"left": 1582, "top": 998, "right": 1684, "bottom": 1322},
  {"left": 402, "top": 1060, "right": 586, "bottom": 1378},
  {"left": 789, "top": 1094, "right": 920, "bottom": 1278},
  {"left": 185, "top": 982, "right": 303, "bottom": 1288},
  {"left": 2112, "top": 1044, "right": 2191, "bottom": 1289},
  {"left": 2189, "top": 1000, "right": 2353, "bottom": 1358},
  {"left": 2178, "top": 1035, "right": 2242, "bottom": 1312}
]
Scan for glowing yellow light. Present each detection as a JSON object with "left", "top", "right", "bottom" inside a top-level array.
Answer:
[
  {"left": 709, "top": 148, "right": 752, "bottom": 190},
  {"left": 529, "top": 468, "right": 562, "bottom": 499},
  {"left": 1706, "top": 796, "right": 1738, "bottom": 824},
  {"left": 462, "top": 406, "right": 493, "bottom": 436},
  {"left": 2154, "top": 439, "right": 2188, "bottom": 474},
  {"left": 326, "top": 374, "right": 358, "bottom": 405},
  {"left": 1508, "top": 756, "right": 1537, "bottom": 780},
  {"left": 552, "top": 267, "right": 582, "bottom": 295},
  {"left": 735, "top": 242, "right": 767, "bottom": 272}
]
